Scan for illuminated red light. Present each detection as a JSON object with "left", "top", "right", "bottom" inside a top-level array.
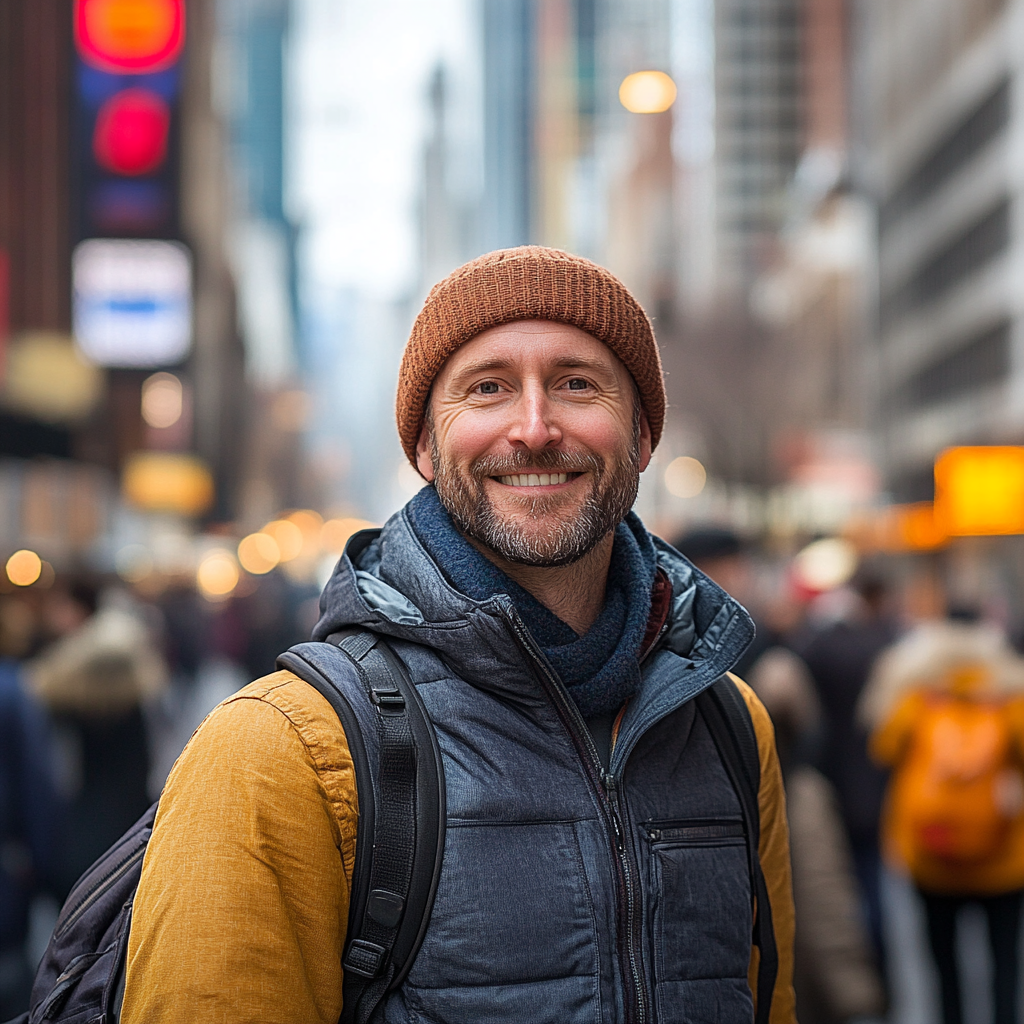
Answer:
[
  {"left": 75, "top": 0, "right": 185, "bottom": 73},
  {"left": 93, "top": 88, "right": 170, "bottom": 176}
]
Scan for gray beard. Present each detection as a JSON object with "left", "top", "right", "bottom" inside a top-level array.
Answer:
[{"left": 430, "top": 431, "right": 641, "bottom": 567}]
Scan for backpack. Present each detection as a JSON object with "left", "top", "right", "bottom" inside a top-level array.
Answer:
[
  {"left": 11, "top": 634, "right": 774, "bottom": 1024},
  {"left": 14, "top": 631, "right": 445, "bottom": 1024},
  {"left": 895, "top": 693, "right": 1024, "bottom": 862}
]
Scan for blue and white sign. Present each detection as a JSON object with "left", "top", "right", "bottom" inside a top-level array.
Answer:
[{"left": 73, "top": 239, "right": 192, "bottom": 367}]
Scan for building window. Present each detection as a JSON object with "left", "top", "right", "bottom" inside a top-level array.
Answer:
[
  {"left": 882, "top": 77, "right": 1009, "bottom": 230},
  {"left": 882, "top": 199, "right": 1010, "bottom": 327},
  {"left": 892, "top": 319, "right": 1011, "bottom": 410}
]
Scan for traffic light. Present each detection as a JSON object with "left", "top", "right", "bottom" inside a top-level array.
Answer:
[
  {"left": 72, "top": 0, "right": 184, "bottom": 240},
  {"left": 71, "top": 0, "right": 192, "bottom": 369}
]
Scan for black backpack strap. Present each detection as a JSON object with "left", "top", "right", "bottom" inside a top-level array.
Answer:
[
  {"left": 695, "top": 676, "right": 778, "bottom": 1024},
  {"left": 278, "top": 631, "right": 445, "bottom": 1024}
]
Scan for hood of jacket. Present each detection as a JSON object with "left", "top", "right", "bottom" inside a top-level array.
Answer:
[
  {"left": 860, "top": 618, "right": 1024, "bottom": 728},
  {"left": 313, "top": 498, "right": 755, "bottom": 704}
]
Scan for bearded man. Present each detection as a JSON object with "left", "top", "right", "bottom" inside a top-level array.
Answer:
[{"left": 121, "top": 247, "right": 796, "bottom": 1024}]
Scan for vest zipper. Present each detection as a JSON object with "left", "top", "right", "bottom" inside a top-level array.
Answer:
[
  {"left": 603, "top": 772, "right": 647, "bottom": 1024},
  {"left": 502, "top": 606, "right": 650, "bottom": 1024}
]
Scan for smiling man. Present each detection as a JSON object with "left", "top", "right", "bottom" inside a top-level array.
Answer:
[{"left": 121, "top": 247, "right": 796, "bottom": 1024}]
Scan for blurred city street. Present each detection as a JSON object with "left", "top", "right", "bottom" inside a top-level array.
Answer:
[{"left": 6, "top": 0, "right": 1024, "bottom": 1021}]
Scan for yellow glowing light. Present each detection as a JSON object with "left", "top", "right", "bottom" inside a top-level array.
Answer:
[
  {"left": 619, "top": 71, "right": 677, "bottom": 114},
  {"left": 141, "top": 371, "right": 183, "bottom": 428},
  {"left": 321, "top": 517, "right": 376, "bottom": 554},
  {"left": 934, "top": 446, "right": 1024, "bottom": 536},
  {"left": 6, "top": 549, "right": 42, "bottom": 587},
  {"left": 238, "top": 532, "right": 280, "bottom": 575},
  {"left": 122, "top": 453, "right": 214, "bottom": 516},
  {"left": 197, "top": 550, "right": 239, "bottom": 598},
  {"left": 287, "top": 510, "right": 324, "bottom": 555},
  {"left": 664, "top": 456, "right": 707, "bottom": 498},
  {"left": 263, "top": 519, "right": 303, "bottom": 561}
]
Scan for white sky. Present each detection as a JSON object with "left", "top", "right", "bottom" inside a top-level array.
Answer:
[{"left": 288, "top": 0, "right": 477, "bottom": 300}]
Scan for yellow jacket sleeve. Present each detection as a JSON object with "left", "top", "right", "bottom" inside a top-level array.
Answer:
[
  {"left": 121, "top": 672, "right": 358, "bottom": 1024},
  {"left": 734, "top": 676, "right": 798, "bottom": 1024}
]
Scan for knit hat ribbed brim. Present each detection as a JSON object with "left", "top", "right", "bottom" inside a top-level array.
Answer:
[{"left": 396, "top": 246, "right": 666, "bottom": 466}]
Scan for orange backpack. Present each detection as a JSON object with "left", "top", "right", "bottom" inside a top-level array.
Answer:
[{"left": 893, "top": 694, "right": 1024, "bottom": 863}]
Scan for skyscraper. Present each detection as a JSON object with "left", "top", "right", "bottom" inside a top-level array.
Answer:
[
  {"left": 713, "top": 0, "right": 803, "bottom": 293},
  {"left": 859, "top": 0, "right": 1013, "bottom": 499}
]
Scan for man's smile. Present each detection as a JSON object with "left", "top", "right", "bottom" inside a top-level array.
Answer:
[{"left": 492, "top": 471, "right": 581, "bottom": 488}]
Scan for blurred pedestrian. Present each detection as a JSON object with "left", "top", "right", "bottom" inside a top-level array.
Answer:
[
  {"left": 0, "top": 597, "right": 61, "bottom": 1019},
  {"left": 861, "top": 610, "right": 1024, "bottom": 1024},
  {"left": 795, "top": 570, "right": 898, "bottom": 974},
  {"left": 674, "top": 526, "right": 779, "bottom": 677},
  {"left": 28, "top": 585, "right": 167, "bottom": 898},
  {"left": 750, "top": 647, "right": 885, "bottom": 1024}
]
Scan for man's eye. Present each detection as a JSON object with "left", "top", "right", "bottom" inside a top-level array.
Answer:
[
  {"left": 567, "top": 378, "right": 589, "bottom": 391},
  {"left": 478, "top": 381, "right": 500, "bottom": 394}
]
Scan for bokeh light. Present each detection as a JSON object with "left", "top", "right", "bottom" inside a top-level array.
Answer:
[
  {"left": 197, "top": 549, "right": 239, "bottom": 598},
  {"left": 238, "top": 532, "right": 280, "bottom": 574},
  {"left": 619, "top": 71, "right": 677, "bottom": 114},
  {"left": 6, "top": 549, "right": 42, "bottom": 587},
  {"left": 664, "top": 456, "right": 707, "bottom": 498},
  {"left": 93, "top": 88, "right": 170, "bottom": 176},
  {"left": 75, "top": 0, "right": 186, "bottom": 73},
  {"left": 321, "top": 517, "right": 376, "bottom": 554},
  {"left": 141, "top": 371, "right": 183, "bottom": 428},
  {"left": 792, "top": 537, "right": 858, "bottom": 593},
  {"left": 263, "top": 519, "right": 303, "bottom": 561}
]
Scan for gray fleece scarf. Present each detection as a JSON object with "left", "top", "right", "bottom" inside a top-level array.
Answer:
[{"left": 407, "top": 485, "right": 657, "bottom": 718}]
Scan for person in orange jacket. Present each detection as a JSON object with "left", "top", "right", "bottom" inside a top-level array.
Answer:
[{"left": 861, "top": 610, "right": 1024, "bottom": 1024}]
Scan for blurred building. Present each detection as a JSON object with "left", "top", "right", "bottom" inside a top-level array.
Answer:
[
  {"left": 713, "top": 0, "right": 803, "bottom": 295},
  {"left": 218, "top": 0, "right": 310, "bottom": 524},
  {"left": 860, "top": 0, "right": 1014, "bottom": 501},
  {"left": 0, "top": 0, "right": 251, "bottom": 580},
  {"left": 477, "top": 0, "right": 676, "bottom": 316}
]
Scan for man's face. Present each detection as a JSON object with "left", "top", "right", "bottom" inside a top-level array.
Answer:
[{"left": 416, "top": 320, "right": 652, "bottom": 566}]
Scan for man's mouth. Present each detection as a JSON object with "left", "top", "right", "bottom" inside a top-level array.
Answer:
[{"left": 493, "top": 472, "right": 578, "bottom": 487}]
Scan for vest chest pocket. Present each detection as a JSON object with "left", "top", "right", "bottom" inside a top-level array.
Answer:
[{"left": 643, "top": 817, "right": 754, "bottom": 1022}]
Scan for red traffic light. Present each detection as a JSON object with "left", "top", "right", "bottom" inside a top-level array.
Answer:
[
  {"left": 93, "top": 88, "right": 170, "bottom": 176},
  {"left": 75, "top": 0, "right": 185, "bottom": 73}
]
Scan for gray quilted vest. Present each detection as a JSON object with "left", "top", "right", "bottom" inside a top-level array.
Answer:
[{"left": 312, "top": 509, "right": 763, "bottom": 1024}]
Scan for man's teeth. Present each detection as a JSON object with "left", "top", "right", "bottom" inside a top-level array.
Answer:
[{"left": 498, "top": 472, "right": 569, "bottom": 487}]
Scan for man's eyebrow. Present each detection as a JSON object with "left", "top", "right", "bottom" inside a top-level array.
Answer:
[{"left": 451, "top": 357, "right": 513, "bottom": 378}]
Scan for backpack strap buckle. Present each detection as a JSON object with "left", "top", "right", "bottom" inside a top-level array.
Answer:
[
  {"left": 343, "top": 938, "right": 388, "bottom": 979},
  {"left": 369, "top": 684, "right": 406, "bottom": 712}
]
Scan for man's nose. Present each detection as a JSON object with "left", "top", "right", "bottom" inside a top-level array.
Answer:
[{"left": 506, "top": 386, "right": 562, "bottom": 450}]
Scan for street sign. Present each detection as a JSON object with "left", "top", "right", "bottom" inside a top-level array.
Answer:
[{"left": 72, "top": 238, "right": 192, "bottom": 366}]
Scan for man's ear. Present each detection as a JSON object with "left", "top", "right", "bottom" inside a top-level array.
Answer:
[
  {"left": 415, "top": 421, "right": 436, "bottom": 482},
  {"left": 638, "top": 411, "right": 653, "bottom": 473}
]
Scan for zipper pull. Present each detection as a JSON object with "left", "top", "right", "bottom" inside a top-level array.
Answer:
[{"left": 602, "top": 771, "right": 617, "bottom": 793}]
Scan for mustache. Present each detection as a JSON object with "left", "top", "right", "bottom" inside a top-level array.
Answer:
[{"left": 469, "top": 447, "right": 604, "bottom": 479}]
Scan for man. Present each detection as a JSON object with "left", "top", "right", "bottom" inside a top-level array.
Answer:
[{"left": 122, "top": 247, "right": 795, "bottom": 1023}]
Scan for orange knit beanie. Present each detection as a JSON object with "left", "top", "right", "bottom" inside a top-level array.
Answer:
[{"left": 396, "top": 246, "right": 666, "bottom": 466}]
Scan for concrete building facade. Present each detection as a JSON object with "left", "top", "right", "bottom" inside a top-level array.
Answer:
[{"left": 861, "top": 0, "right": 1019, "bottom": 500}]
